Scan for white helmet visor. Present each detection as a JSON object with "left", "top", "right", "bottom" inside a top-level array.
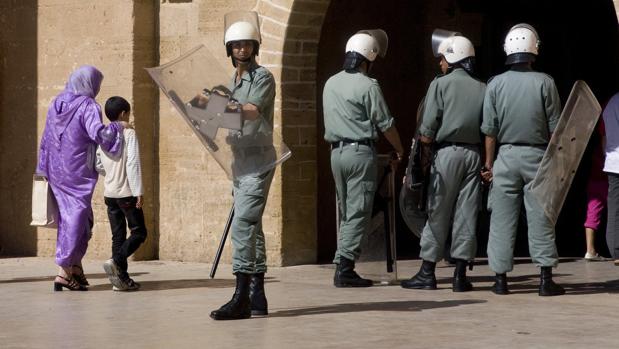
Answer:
[
  {"left": 357, "top": 29, "right": 389, "bottom": 58},
  {"left": 224, "top": 11, "right": 261, "bottom": 44},
  {"left": 431, "top": 28, "right": 461, "bottom": 57}
]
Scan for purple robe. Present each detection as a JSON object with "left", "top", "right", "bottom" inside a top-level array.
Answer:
[{"left": 36, "top": 65, "right": 123, "bottom": 267}]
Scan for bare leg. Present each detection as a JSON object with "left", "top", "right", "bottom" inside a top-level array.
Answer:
[{"left": 585, "top": 228, "right": 597, "bottom": 256}]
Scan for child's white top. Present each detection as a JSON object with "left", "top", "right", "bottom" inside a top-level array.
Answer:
[{"left": 96, "top": 128, "right": 143, "bottom": 198}]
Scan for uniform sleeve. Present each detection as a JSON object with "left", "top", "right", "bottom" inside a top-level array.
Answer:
[
  {"left": 481, "top": 83, "right": 499, "bottom": 137},
  {"left": 81, "top": 102, "right": 124, "bottom": 155},
  {"left": 365, "top": 82, "right": 394, "bottom": 132},
  {"left": 543, "top": 78, "right": 561, "bottom": 133},
  {"left": 418, "top": 80, "right": 443, "bottom": 139},
  {"left": 125, "top": 130, "right": 143, "bottom": 197},
  {"left": 246, "top": 72, "right": 276, "bottom": 114}
]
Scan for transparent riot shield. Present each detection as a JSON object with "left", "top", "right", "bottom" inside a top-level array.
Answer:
[
  {"left": 357, "top": 29, "right": 388, "bottom": 57},
  {"left": 224, "top": 11, "right": 261, "bottom": 44},
  {"left": 337, "top": 154, "right": 397, "bottom": 284},
  {"left": 529, "top": 80, "right": 602, "bottom": 225},
  {"left": 431, "top": 28, "right": 461, "bottom": 57},
  {"left": 146, "top": 45, "right": 291, "bottom": 179}
]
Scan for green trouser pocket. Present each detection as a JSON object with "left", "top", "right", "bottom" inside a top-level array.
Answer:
[{"left": 359, "top": 181, "right": 375, "bottom": 213}]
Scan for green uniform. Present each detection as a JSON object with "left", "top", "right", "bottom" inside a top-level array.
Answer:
[
  {"left": 481, "top": 67, "right": 561, "bottom": 274},
  {"left": 323, "top": 70, "right": 394, "bottom": 263},
  {"left": 229, "top": 62, "right": 276, "bottom": 274},
  {"left": 418, "top": 68, "right": 486, "bottom": 262}
]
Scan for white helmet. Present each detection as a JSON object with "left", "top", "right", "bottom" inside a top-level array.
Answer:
[
  {"left": 438, "top": 36, "right": 475, "bottom": 64},
  {"left": 345, "top": 33, "right": 380, "bottom": 62},
  {"left": 504, "top": 23, "right": 540, "bottom": 56},
  {"left": 224, "top": 21, "right": 260, "bottom": 46}
]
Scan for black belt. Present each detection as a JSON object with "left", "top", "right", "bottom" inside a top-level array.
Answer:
[
  {"left": 500, "top": 143, "right": 548, "bottom": 147},
  {"left": 437, "top": 142, "right": 479, "bottom": 149},
  {"left": 331, "top": 139, "right": 373, "bottom": 149}
]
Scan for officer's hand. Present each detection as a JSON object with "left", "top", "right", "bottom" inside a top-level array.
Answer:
[
  {"left": 242, "top": 103, "right": 260, "bottom": 120},
  {"left": 136, "top": 196, "right": 144, "bottom": 209},
  {"left": 190, "top": 93, "right": 209, "bottom": 108},
  {"left": 480, "top": 167, "right": 493, "bottom": 183},
  {"left": 390, "top": 152, "right": 403, "bottom": 170}
]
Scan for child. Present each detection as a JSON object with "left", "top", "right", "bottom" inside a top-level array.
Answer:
[{"left": 96, "top": 96, "right": 147, "bottom": 291}]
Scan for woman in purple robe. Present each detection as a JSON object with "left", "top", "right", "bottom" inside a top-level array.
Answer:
[{"left": 36, "top": 65, "right": 127, "bottom": 291}]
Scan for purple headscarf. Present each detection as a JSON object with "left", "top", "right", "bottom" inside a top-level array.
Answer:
[
  {"left": 47, "top": 66, "right": 105, "bottom": 144},
  {"left": 66, "top": 65, "right": 104, "bottom": 98}
]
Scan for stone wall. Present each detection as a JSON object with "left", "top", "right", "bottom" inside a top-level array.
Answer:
[{"left": 0, "top": 0, "right": 38, "bottom": 256}]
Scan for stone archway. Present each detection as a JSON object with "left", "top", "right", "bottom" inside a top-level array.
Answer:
[{"left": 255, "top": 0, "right": 331, "bottom": 265}]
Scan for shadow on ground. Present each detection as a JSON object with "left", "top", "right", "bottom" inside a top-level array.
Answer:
[
  {"left": 0, "top": 272, "right": 149, "bottom": 284},
  {"left": 268, "top": 299, "right": 486, "bottom": 318},
  {"left": 87, "top": 278, "right": 279, "bottom": 292}
]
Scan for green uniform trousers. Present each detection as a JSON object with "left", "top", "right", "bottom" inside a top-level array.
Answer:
[
  {"left": 331, "top": 144, "right": 377, "bottom": 264},
  {"left": 487, "top": 145, "right": 558, "bottom": 274},
  {"left": 231, "top": 169, "right": 274, "bottom": 274},
  {"left": 420, "top": 145, "right": 481, "bottom": 262}
]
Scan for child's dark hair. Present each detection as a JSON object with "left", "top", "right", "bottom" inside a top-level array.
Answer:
[{"left": 105, "top": 96, "right": 131, "bottom": 121}]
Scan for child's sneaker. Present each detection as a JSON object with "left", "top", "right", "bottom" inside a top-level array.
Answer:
[
  {"left": 113, "top": 277, "right": 140, "bottom": 292},
  {"left": 103, "top": 259, "right": 126, "bottom": 290}
]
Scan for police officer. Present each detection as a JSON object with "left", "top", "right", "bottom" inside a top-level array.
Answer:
[
  {"left": 210, "top": 14, "right": 277, "bottom": 320},
  {"left": 323, "top": 30, "right": 404, "bottom": 287},
  {"left": 481, "top": 23, "right": 564, "bottom": 296},
  {"left": 400, "top": 32, "right": 485, "bottom": 292}
]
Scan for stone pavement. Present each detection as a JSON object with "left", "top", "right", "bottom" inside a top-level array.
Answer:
[{"left": 0, "top": 257, "right": 617, "bottom": 349}]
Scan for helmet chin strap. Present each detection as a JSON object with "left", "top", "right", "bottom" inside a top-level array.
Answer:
[{"left": 232, "top": 56, "right": 253, "bottom": 68}]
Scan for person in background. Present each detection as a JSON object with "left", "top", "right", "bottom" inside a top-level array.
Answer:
[
  {"left": 582, "top": 119, "right": 607, "bottom": 261},
  {"left": 602, "top": 92, "right": 619, "bottom": 266}
]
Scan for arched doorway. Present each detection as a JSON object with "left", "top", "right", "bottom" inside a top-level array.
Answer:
[{"left": 312, "top": 0, "right": 619, "bottom": 262}]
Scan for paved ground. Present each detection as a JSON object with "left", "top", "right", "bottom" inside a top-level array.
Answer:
[{"left": 0, "top": 257, "right": 617, "bottom": 349}]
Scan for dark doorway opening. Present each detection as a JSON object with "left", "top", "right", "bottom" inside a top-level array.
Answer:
[{"left": 316, "top": 0, "right": 619, "bottom": 263}]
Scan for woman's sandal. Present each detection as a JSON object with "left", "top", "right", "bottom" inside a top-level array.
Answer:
[
  {"left": 53, "top": 275, "right": 88, "bottom": 292},
  {"left": 72, "top": 265, "right": 89, "bottom": 287}
]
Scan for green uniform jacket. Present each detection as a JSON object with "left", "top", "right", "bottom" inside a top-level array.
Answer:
[
  {"left": 323, "top": 70, "right": 394, "bottom": 142},
  {"left": 419, "top": 68, "right": 486, "bottom": 144},
  {"left": 229, "top": 62, "right": 276, "bottom": 148},
  {"left": 481, "top": 68, "right": 561, "bottom": 144}
]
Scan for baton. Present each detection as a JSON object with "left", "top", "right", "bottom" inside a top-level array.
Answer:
[{"left": 209, "top": 205, "right": 234, "bottom": 279}]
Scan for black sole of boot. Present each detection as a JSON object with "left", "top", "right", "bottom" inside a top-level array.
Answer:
[
  {"left": 210, "top": 313, "right": 251, "bottom": 320},
  {"left": 400, "top": 284, "right": 437, "bottom": 290}
]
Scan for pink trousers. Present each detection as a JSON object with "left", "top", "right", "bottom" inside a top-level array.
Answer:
[{"left": 585, "top": 178, "right": 608, "bottom": 230}]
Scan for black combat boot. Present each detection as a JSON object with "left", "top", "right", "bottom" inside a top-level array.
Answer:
[
  {"left": 452, "top": 259, "right": 473, "bottom": 292},
  {"left": 210, "top": 272, "right": 252, "bottom": 320},
  {"left": 491, "top": 273, "right": 509, "bottom": 295},
  {"left": 249, "top": 273, "right": 268, "bottom": 316},
  {"left": 539, "top": 266, "right": 565, "bottom": 296},
  {"left": 401, "top": 260, "right": 437, "bottom": 289},
  {"left": 333, "top": 257, "right": 373, "bottom": 287}
]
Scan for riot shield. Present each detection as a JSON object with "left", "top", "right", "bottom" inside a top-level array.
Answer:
[
  {"left": 431, "top": 28, "right": 461, "bottom": 57},
  {"left": 399, "top": 97, "right": 428, "bottom": 237},
  {"left": 529, "top": 80, "right": 601, "bottom": 225},
  {"left": 357, "top": 29, "right": 388, "bottom": 58},
  {"left": 338, "top": 154, "right": 397, "bottom": 284},
  {"left": 146, "top": 45, "right": 291, "bottom": 179}
]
